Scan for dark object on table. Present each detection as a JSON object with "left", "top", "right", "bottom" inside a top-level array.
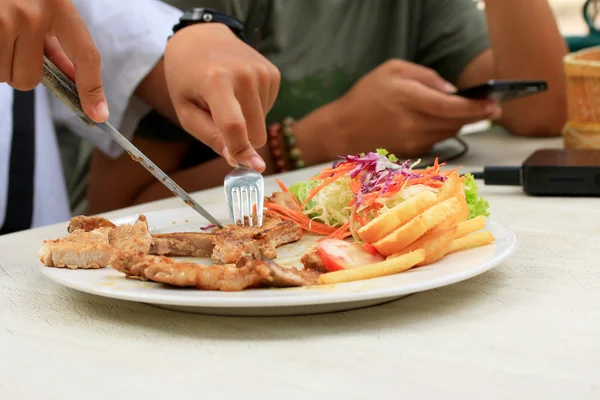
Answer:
[
  {"left": 456, "top": 80, "right": 547, "bottom": 102},
  {"left": 471, "top": 149, "right": 600, "bottom": 197}
]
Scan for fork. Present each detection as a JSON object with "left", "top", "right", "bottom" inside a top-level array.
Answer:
[{"left": 224, "top": 166, "right": 265, "bottom": 227}]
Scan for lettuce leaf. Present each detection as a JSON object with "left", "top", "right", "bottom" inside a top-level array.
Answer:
[
  {"left": 289, "top": 179, "right": 319, "bottom": 212},
  {"left": 463, "top": 173, "right": 490, "bottom": 219}
]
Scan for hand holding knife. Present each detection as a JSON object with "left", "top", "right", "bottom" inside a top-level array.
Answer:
[{"left": 40, "top": 56, "right": 224, "bottom": 229}]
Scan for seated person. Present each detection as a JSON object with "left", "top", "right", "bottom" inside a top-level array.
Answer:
[
  {"left": 87, "top": 0, "right": 568, "bottom": 213},
  {"left": 0, "top": 0, "right": 279, "bottom": 234}
]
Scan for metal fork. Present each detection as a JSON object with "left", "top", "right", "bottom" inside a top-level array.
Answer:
[{"left": 224, "top": 166, "right": 264, "bottom": 227}]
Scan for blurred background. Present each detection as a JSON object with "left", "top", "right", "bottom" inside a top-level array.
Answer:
[{"left": 551, "top": 0, "right": 588, "bottom": 34}]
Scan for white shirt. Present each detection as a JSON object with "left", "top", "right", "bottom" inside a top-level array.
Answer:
[{"left": 0, "top": 0, "right": 182, "bottom": 232}]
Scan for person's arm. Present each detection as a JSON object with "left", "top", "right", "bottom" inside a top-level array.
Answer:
[
  {"left": 54, "top": 0, "right": 279, "bottom": 172},
  {"left": 456, "top": 0, "right": 568, "bottom": 136}
]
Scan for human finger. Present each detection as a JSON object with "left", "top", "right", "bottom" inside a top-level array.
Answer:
[
  {"left": 203, "top": 82, "right": 265, "bottom": 171},
  {"left": 50, "top": 5, "right": 108, "bottom": 122},
  {"left": 399, "top": 80, "right": 501, "bottom": 119}
]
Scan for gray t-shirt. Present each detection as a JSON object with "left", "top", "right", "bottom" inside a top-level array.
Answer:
[{"left": 164, "top": 0, "right": 490, "bottom": 123}]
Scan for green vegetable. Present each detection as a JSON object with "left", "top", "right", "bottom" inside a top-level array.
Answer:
[
  {"left": 375, "top": 148, "right": 399, "bottom": 162},
  {"left": 463, "top": 173, "right": 490, "bottom": 219}
]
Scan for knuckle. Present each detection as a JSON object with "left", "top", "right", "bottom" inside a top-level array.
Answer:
[
  {"left": 270, "top": 65, "right": 281, "bottom": 85},
  {"left": 206, "top": 67, "right": 228, "bottom": 83},
  {"left": 255, "top": 64, "right": 271, "bottom": 85},
  {"left": 235, "top": 65, "right": 255, "bottom": 87},
  {"left": 11, "top": 69, "right": 43, "bottom": 91},
  {"left": 383, "top": 59, "right": 406, "bottom": 73},
  {"left": 222, "top": 118, "right": 246, "bottom": 136},
  {"left": 230, "top": 141, "right": 253, "bottom": 157},
  {"left": 205, "top": 130, "right": 224, "bottom": 153}
]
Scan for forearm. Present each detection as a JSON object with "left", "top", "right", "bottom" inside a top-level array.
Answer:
[
  {"left": 134, "top": 58, "right": 180, "bottom": 127},
  {"left": 292, "top": 101, "right": 347, "bottom": 166},
  {"left": 484, "top": 0, "right": 568, "bottom": 135}
]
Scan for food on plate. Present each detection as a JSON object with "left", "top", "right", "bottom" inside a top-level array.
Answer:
[
  {"left": 267, "top": 149, "right": 495, "bottom": 276},
  {"left": 317, "top": 238, "right": 384, "bottom": 272},
  {"left": 446, "top": 231, "right": 495, "bottom": 255},
  {"left": 39, "top": 227, "right": 115, "bottom": 269},
  {"left": 390, "top": 225, "right": 457, "bottom": 266},
  {"left": 151, "top": 217, "right": 302, "bottom": 264},
  {"left": 357, "top": 191, "right": 438, "bottom": 244},
  {"left": 40, "top": 215, "right": 152, "bottom": 269},
  {"left": 371, "top": 197, "right": 462, "bottom": 256},
  {"left": 40, "top": 149, "right": 497, "bottom": 292},
  {"left": 67, "top": 215, "right": 116, "bottom": 233},
  {"left": 318, "top": 249, "right": 426, "bottom": 285},
  {"left": 111, "top": 251, "right": 319, "bottom": 291},
  {"left": 455, "top": 215, "right": 486, "bottom": 239},
  {"left": 274, "top": 149, "right": 489, "bottom": 241}
]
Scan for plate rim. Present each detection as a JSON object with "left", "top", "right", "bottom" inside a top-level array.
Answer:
[{"left": 40, "top": 206, "right": 519, "bottom": 309}]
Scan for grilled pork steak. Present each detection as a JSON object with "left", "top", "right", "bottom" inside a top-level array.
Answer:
[
  {"left": 68, "top": 216, "right": 116, "bottom": 233},
  {"left": 39, "top": 228, "right": 115, "bottom": 269},
  {"left": 41, "top": 216, "right": 152, "bottom": 270},
  {"left": 300, "top": 246, "right": 328, "bottom": 273},
  {"left": 149, "top": 216, "right": 302, "bottom": 264}
]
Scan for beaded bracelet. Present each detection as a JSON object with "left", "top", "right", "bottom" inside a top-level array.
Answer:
[
  {"left": 280, "top": 117, "right": 305, "bottom": 170},
  {"left": 267, "top": 122, "right": 287, "bottom": 173},
  {"left": 267, "top": 117, "right": 306, "bottom": 173}
]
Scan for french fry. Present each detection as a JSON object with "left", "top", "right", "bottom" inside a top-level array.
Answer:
[
  {"left": 390, "top": 225, "right": 457, "bottom": 266},
  {"left": 433, "top": 172, "right": 470, "bottom": 230},
  {"left": 357, "top": 191, "right": 437, "bottom": 244},
  {"left": 373, "top": 197, "right": 461, "bottom": 256},
  {"left": 317, "top": 249, "right": 426, "bottom": 285},
  {"left": 455, "top": 215, "right": 486, "bottom": 239},
  {"left": 446, "top": 231, "right": 495, "bottom": 255},
  {"left": 437, "top": 172, "right": 460, "bottom": 203}
]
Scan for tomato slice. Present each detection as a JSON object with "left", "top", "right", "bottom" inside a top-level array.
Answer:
[
  {"left": 319, "top": 239, "right": 385, "bottom": 272},
  {"left": 362, "top": 243, "right": 381, "bottom": 256}
]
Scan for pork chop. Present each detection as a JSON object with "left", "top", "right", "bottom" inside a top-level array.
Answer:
[
  {"left": 143, "top": 259, "right": 271, "bottom": 291},
  {"left": 261, "top": 260, "right": 321, "bottom": 287},
  {"left": 266, "top": 191, "right": 301, "bottom": 211},
  {"left": 151, "top": 232, "right": 216, "bottom": 257},
  {"left": 39, "top": 228, "right": 115, "bottom": 269},
  {"left": 68, "top": 215, "right": 116, "bottom": 233},
  {"left": 109, "top": 215, "right": 152, "bottom": 255},
  {"left": 300, "top": 246, "right": 328, "bottom": 273},
  {"left": 149, "top": 216, "right": 303, "bottom": 265}
]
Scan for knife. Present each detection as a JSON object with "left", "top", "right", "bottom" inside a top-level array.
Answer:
[{"left": 40, "top": 56, "right": 223, "bottom": 229}]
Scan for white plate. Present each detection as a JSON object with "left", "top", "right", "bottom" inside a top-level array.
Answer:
[{"left": 41, "top": 204, "right": 518, "bottom": 316}]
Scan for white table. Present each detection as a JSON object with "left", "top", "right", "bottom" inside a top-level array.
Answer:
[{"left": 1, "top": 129, "right": 598, "bottom": 399}]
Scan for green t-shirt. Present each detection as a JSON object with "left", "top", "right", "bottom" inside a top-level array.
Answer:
[{"left": 164, "top": 0, "right": 490, "bottom": 124}]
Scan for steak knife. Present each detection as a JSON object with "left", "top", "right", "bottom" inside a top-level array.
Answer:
[{"left": 41, "top": 56, "right": 223, "bottom": 229}]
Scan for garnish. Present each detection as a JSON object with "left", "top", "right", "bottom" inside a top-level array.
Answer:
[{"left": 266, "top": 150, "right": 464, "bottom": 240}]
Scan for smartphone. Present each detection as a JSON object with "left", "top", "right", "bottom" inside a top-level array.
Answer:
[{"left": 456, "top": 80, "right": 548, "bottom": 102}]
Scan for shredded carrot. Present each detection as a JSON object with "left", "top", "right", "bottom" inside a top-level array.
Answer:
[
  {"left": 328, "top": 221, "right": 350, "bottom": 239},
  {"left": 301, "top": 170, "right": 347, "bottom": 209},
  {"left": 265, "top": 202, "right": 336, "bottom": 235},
  {"left": 265, "top": 155, "right": 462, "bottom": 237},
  {"left": 275, "top": 179, "right": 289, "bottom": 192}
]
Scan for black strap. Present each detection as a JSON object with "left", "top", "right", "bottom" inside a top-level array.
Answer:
[{"left": 0, "top": 89, "right": 36, "bottom": 235}]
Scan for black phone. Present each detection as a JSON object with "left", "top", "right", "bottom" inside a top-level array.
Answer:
[{"left": 455, "top": 80, "right": 548, "bottom": 102}]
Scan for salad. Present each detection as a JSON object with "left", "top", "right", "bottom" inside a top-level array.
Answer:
[{"left": 265, "top": 149, "right": 489, "bottom": 242}]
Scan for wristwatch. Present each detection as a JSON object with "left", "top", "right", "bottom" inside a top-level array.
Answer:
[{"left": 172, "top": 8, "right": 248, "bottom": 43}]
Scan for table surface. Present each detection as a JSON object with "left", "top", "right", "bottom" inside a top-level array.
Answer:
[{"left": 1, "top": 129, "right": 598, "bottom": 400}]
